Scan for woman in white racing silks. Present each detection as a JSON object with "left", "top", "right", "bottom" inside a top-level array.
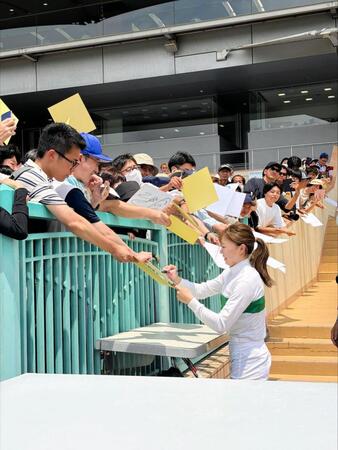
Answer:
[{"left": 164, "top": 222, "right": 273, "bottom": 380}]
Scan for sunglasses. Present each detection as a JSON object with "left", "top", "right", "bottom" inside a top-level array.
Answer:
[
  {"left": 280, "top": 172, "right": 287, "bottom": 177},
  {"left": 54, "top": 149, "right": 80, "bottom": 169},
  {"left": 270, "top": 167, "right": 281, "bottom": 173}
]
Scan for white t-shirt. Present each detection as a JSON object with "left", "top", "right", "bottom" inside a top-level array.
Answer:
[
  {"left": 256, "top": 198, "right": 284, "bottom": 228},
  {"left": 14, "top": 159, "right": 66, "bottom": 205}
]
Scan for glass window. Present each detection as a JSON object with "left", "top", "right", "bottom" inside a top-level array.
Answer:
[
  {"left": 248, "top": 81, "right": 338, "bottom": 162},
  {"left": 0, "top": 1, "right": 332, "bottom": 52}
]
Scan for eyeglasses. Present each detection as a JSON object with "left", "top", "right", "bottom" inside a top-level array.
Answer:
[
  {"left": 280, "top": 172, "right": 287, "bottom": 177},
  {"left": 270, "top": 167, "right": 281, "bottom": 173},
  {"left": 120, "top": 165, "right": 140, "bottom": 174},
  {"left": 54, "top": 149, "right": 80, "bottom": 169}
]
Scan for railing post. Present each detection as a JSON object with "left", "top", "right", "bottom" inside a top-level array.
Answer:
[
  {"left": 212, "top": 153, "right": 217, "bottom": 173},
  {"left": 152, "top": 227, "right": 170, "bottom": 323},
  {"left": 0, "top": 187, "right": 22, "bottom": 380}
]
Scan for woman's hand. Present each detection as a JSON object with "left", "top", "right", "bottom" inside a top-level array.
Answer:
[
  {"left": 162, "top": 264, "right": 181, "bottom": 285},
  {"left": 207, "top": 232, "right": 220, "bottom": 245},
  {"left": 175, "top": 286, "right": 193, "bottom": 304}
]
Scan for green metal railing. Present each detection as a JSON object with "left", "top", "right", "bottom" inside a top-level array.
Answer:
[{"left": 0, "top": 185, "right": 221, "bottom": 380}]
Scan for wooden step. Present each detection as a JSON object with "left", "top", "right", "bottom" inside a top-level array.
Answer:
[
  {"left": 322, "top": 248, "right": 338, "bottom": 257},
  {"left": 269, "top": 373, "right": 337, "bottom": 383},
  {"left": 318, "top": 272, "right": 336, "bottom": 281},
  {"left": 268, "top": 337, "right": 338, "bottom": 356},
  {"left": 268, "top": 325, "right": 331, "bottom": 339},
  {"left": 271, "top": 355, "right": 338, "bottom": 376},
  {"left": 321, "top": 255, "right": 338, "bottom": 263},
  {"left": 319, "top": 262, "right": 338, "bottom": 273},
  {"left": 323, "top": 239, "right": 338, "bottom": 250},
  {"left": 323, "top": 237, "right": 337, "bottom": 245}
]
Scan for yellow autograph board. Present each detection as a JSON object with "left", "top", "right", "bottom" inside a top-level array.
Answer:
[
  {"left": 0, "top": 99, "right": 19, "bottom": 145},
  {"left": 182, "top": 167, "right": 218, "bottom": 213},
  {"left": 136, "top": 261, "right": 175, "bottom": 288},
  {"left": 167, "top": 215, "right": 200, "bottom": 245},
  {"left": 48, "top": 93, "right": 96, "bottom": 133}
]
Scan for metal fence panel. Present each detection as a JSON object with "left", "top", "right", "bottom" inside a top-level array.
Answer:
[{"left": 0, "top": 188, "right": 223, "bottom": 380}]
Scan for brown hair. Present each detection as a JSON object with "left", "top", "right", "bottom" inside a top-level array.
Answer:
[{"left": 222, "top": 223, "right": 273, "bottom": 287}]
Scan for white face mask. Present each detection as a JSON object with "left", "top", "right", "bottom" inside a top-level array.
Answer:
[{"left": 125, "top": 168, "right": 143, "bottom": 186}]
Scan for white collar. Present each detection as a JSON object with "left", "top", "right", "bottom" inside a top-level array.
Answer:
[
  {"left": 228, "top": 258, "right": 250, "bottom": 277},
  {"left": 25, "top": 159, "right": 52, "bottom": 182}
]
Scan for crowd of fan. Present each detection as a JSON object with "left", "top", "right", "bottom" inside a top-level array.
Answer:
[{"left": 0, "top": 118, "right": 335, "bottom": 258}]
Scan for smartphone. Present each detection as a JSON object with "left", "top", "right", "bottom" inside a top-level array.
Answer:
[{"left": 1, "top": 111, "right": 12, "bottom": 121}]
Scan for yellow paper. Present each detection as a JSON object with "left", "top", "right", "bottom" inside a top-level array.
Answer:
[
  {"left": 167, "top": 215, "right": 200, "bottom": 245},
  {"left": 0, "top": 99, "right": 19, "bottom": 145},
  {"left": 136, "top": 261, "right": 175, "bottom": 288},
  {"left": 182, "top": 167, "right": 218, "bottom": 213},
  {"left": 172, "top": 203, "right": 201, "bottom": 233},
  {"left": 48, "top": 93, "right": 96, "bottom": 133}
]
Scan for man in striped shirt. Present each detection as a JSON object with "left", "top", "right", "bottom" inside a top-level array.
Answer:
[{"left": 14, "top": 123, "right": 151, "bottom": 263}]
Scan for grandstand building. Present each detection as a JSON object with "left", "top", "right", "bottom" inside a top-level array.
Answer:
[{"left": 1, "top": 0, "right": 337, "bottom": 169}]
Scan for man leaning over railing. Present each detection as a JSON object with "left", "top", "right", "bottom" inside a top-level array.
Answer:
[
  {"left": 51, "top": 132, "right": 171, "bottom": 239},
  {"left": 10, "top": 122, "right": 152, "bottom": 264}
]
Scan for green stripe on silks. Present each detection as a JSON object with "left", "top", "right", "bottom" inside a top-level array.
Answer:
[{"left": 220, "top": 296, "right": 265, "bottom": 313}]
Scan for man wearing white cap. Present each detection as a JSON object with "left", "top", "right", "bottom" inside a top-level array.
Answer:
[{"left": 133, "top": 153, "right": 158, "bottom": 177}]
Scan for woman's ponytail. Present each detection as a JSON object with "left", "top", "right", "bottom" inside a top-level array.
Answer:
[
  {"left": 221, "top": 223, "right": 274, "bottom": 287},
  {"left": 250, "top": 238, "right": 273, "bottom": 287}
]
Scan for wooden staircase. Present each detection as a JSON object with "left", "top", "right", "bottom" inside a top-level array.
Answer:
[{"left": 268, "top": 217, "right": 338, "bottom": 382}]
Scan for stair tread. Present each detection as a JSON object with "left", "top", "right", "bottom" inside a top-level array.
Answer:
[
  {"left": 271, "top": 355, "right": 338, "bottom": 362},
  {"left": 269, "top": 374, "right": 338, "bottom": 382},
  {"left": 268, "top": 337, "right": 335, "bottom": 344},
  {"left": 269, "top": 323, "right": 332, "bottom": 328}
]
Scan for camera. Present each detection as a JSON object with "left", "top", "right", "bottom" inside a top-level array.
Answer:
[{"left": 288, "top": 211, "right": 300, "bottom": 221}]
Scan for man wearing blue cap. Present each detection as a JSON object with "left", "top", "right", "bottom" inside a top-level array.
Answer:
[
  {"left": 54, "top": 133, "right": 170, "bottom": 241},
  {"left": 13, "top": 123, "right": 151, "bottom": 263},
  {"left": 65, "top": 132, "right": 113, "bottom": 203}
]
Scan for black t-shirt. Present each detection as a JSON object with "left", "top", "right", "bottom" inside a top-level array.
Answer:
[
  {"left": 244, "top": 178, "right": 265, "bottom": 199},
  {"left": 64, "top": 188, "right": 100, "bottom": 224}
]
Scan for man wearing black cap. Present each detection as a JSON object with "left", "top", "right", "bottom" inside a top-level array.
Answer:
[
  {"left": 218, "top": 164, "right": 233, "bottom": 186},
  {"left": 244, "top": 161, "right": 282, "bottom": 199}
]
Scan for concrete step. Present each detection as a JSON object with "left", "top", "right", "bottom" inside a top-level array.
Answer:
[
  {"left": 269, "top": 373, "right": 338, "bottom": 383},
  {"left": 271, "top": 355, "right": 338, "bottom": 376},
  {"left": 318, "top": 272, "right": 336, "bottom": 281},
  {"left": 268, "top": 338, "right": 338, "bottom": 356},
  {"left": 268, "top": 325, "right": 331, "bottom": 339}
]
